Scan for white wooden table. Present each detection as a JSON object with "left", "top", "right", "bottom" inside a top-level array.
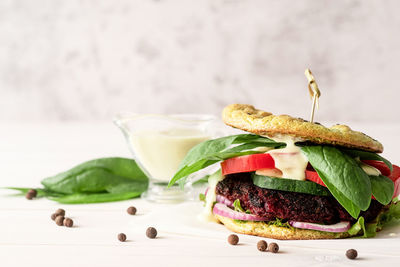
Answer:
[{"left": 1, "top": 122, "right": 399, "bottom": 267}]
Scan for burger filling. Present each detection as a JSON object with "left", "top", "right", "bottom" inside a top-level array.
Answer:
[{"left": 216, "top": 173, "right": 384, "bottom": 225}]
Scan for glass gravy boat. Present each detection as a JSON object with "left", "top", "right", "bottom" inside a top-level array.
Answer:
[{"left": 114, "top": 113, "right": 214, "bottom": 203}]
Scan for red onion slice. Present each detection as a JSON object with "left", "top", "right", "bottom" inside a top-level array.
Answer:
[
  {"left": 212, "top": 203, "right": 269, "bottom": 221},
  {"left": 204, "top": 187, "right": 234, "bottom": 207},
  {"left": 289, "top": 220, "right": 351, "bottom": 233},
  {"left": 216, "top": 195, "right": 233, "bottom": 207}
]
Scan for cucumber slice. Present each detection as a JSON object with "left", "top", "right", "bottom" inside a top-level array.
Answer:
[{"left": 252, "top": 173, "right": 331, "bottom": 197}]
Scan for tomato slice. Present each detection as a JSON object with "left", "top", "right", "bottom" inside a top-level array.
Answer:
[
  {"left": 305, "top": 170, "right": 326, "bottom": 187},
  {"left": 388, "top": 165, "right": 400, "bottom": 182},
  {"left": 361, "top": 160, "right": 391, "bottom": 177},
  {"left": 221, "top": 154, "right": 275, "bottom": 176}
]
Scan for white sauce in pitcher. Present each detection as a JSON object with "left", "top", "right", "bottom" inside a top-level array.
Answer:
[{"left": 130, "top": 128, "right": 210, "bottom": 182}]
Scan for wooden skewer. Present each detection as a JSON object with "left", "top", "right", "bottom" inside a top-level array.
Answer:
[{"left": 304, "top": 69, "right": 321, "bottom": 123}]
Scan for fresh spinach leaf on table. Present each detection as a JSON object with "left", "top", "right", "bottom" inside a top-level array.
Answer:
[{"left": 6, "top": 157, "right": 149, "bottom": 204}]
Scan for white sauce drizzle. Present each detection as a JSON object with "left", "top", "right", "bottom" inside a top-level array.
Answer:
[
  {"left": 198, "top": 170, "right": 223, "bottom": 222},
  {"left": 359, "top": 161, "right": 381, "bottom": 176},
  {"left": 257, "top": 135, "right": 308, "bottom": 181}
]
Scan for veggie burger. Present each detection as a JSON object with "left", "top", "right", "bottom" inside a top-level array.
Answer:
[{"left": 169, "top": 104, "right": 400, "bottom": 239}]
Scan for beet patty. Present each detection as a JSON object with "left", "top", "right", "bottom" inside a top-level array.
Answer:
[{"left": 215, "top": 173, "right": 383, "bottom": 224}]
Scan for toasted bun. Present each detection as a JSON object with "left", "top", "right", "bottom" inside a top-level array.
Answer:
[
  {"left": 222, "top": 104, "right": 383, "bottom": 153},
  {"left": 214, "top": 214, "right": 353, "bottom": 240}
]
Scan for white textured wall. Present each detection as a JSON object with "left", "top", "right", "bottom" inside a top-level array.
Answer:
[{"left": 1, "top": 0, "right": 400, "bottom": 123}]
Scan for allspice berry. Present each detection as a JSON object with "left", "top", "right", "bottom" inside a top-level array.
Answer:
[
  {"left": 346, "top": 249, "right": 358, "bottom": 259},
  {"left": 146, "top": 227, "right": 157, "bottom": 239},
  {"left": 55, "top": 215, "right": 65, "bottom": 226},
  {"left": 257, "top": 240, "right": 268, "bottom": 251},
  {"left": 127, "top": 206, "right": 137, "bottom": 215},
  {"left": 25, "top": 189, "right": 37, "bottom": 200},
  {"left": 63, "top": 218, "right": 73, "bottom": 227},
  {"left": 227, "top": 234, "right": 239, "bottom": 245},
  {"left": 55, "top": 208, "right": 65, "bottom": 217},
  {"left": 28, "top": 189, "right": 37, "bottom": 197},
  {"left": 268, "top": 242, "right": 279, "bottom": 253},
  {"left": 118, "top": 233, "right": 127, "bottom": 242},
  {"left": 51, "top": 213, "right": 57, "bottom": 221}
]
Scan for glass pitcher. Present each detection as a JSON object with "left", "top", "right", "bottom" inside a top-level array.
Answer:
[{"left": 114, "top": 113, "right": 215, "bottom": 203}]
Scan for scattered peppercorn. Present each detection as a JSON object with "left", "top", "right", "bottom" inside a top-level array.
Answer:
[
  {"left": 118, "top": 233, "right": 127, "bottom": 242},
  {"left": 127, "top": 206, "right": 137, "bottom": 215},
  {"left": 28, "top": 189, "right": 37, "bottom": 197},
  {"left": 55, "top": 208, "right": 65, "bottom": 217},
  {"left": 146, "top": 227, "right": 157, "bottom": 239},
  {"left": 346, "top": 249, "right": 358, "bottom": 260},
  {"left": 227, "top": 234, "right": 239, "bottom": 245},
  {"left": 268, "top": 242, "right": 279, "bottom": 253},
  {"left": 51, "top": 213, "right": 57, "bottom": 221},
  {"left": 55, "top": 215, "right": 65, "bottom": 226},
  {"left": 257, "top": 240, "right": 268, "bottom": 251},
  {"left": 63, "top": 218, "right": 73, "bottom": 227},
  {"left": 25, "top": 191, "right": 35, "bottom": 200}
]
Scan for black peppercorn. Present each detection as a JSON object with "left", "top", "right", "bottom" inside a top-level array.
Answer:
[
  {"left": 146, "top": 227, "right": 157, "bottom": 239},
  {"left": 227, "top": 234, "right": 239, "bottom": 245}
]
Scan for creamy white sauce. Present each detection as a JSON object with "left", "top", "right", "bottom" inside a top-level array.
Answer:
[
  {"left": 198, "top": 170, "right": 223, "bottom": 222},
  {"left": 258, "top": 135, "right": 308, "bottom": 181},
  {"left": 130, "top": 128, "right": 210, "bottom": 182},
  {"left": 359, "top": 161, "right": 381, "bottom": 176}
]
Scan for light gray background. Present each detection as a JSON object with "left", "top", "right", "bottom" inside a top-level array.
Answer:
[{"left": 1, "top": 0, "right": 399, "bottom": 123}]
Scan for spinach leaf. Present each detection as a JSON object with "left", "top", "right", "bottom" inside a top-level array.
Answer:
[
  {"left": 168, "top": 134, "right": 282, "bottom": 187},
  {"left": 301, "top": 146, "right": 372, "bottom": 218},
  {"left": 341, "top": 149, "right": 392, "bottom": 172},
  {"left": 5, "top": 187, "right": 65, "bottom": 198},
  {"left": 6, "top": 157, "right": 149, "bottom": 204},
  {"left": 50, "top": 192, "right": 142, "bottom": 204},
  {"left": 41, "top": 157, "right": 148, "bottom": 194},
  {"left": 370, "top": 175, "right": 394, "bottom": 205}
]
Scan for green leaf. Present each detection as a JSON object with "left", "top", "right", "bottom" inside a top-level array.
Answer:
[
  {"left": 41, "top": 157, "right": 148, "bottom": 194},
  {"left": 50, "top": 192, "right": 141, "bottom": 204},
  {"left": 6, "top": 157, "right": 149, "bottom": 204},
  {"left": 346, "top": 217, "right": 364, "bottom": 236},
  {"left": 5, "top": 187, "right": 65, "bottom": 198},
  {"left": 370, "top": 175, "right": 394, "bottom": 205},
  {"left": 233, "top": 199, "right": 245, "bottom": 212},
  {"left": 199, "top": 193, "right": 206, "bottom": 202},
  {"left": 377, "top": 201, "right": 400, "bottom": 227},
  {"left": 168, "top": 134, "right": 282, "bottom": 187},
  {"left": 301, "top": 146, "right": 372, "bottom": 218},
  {"left": 341, "top": 149, "right": 393, "bottom": 172}
]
